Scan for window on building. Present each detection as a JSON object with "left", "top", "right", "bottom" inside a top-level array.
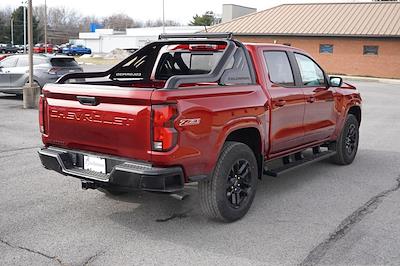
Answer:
[
  {"left": 263, "top": 51, "right": 295, "bottom": 87},
  {"left": 363, "top": 45, "right": 378, "bottom": 55},
  {"left": 294, "top": 53, "right": 326, "bottom": 87},
  {"left": 319, "top": 44, "right": 333, "bottom": 54}
]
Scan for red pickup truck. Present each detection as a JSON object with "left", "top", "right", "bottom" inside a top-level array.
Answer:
[{"left": 38, "top": 33, "right": 361, "bottom": 222}]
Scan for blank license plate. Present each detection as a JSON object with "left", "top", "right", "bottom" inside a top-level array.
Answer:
[{"left": 83, "top": 155, "right": 106, "bottom": 174}]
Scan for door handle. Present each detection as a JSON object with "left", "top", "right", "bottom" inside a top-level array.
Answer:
[
  {"left": 275, "top": 99, "right": 286, "bottom": 107},
  {"left": 307, "top": 96, "right": 316, "bottom": 103},
  {"left": 77, "top": 96, "right": 98, "bottom": 106}
]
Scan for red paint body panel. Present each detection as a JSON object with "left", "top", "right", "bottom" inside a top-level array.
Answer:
[{"left": 40, "top": 43, "right": 361, "bottom": 182}]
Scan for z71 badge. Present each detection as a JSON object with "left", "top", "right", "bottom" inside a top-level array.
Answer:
[{"left": 179, "top": 118, "right": 201, "bottom": 127}]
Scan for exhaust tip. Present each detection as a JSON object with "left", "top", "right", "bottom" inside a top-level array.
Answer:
[{"left": 170, "top": 192, "right": 189, "bottom": 201}]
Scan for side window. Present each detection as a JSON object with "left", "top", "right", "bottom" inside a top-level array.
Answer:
[
  {"left": 17, "top": 57, "right": 29, "bottom": 67},
  {"left": 263, "top": 51, "right": 295, "bottom": 87},
  {"left": 33, "top": 57, "right": 48, "bottom": 65},
  {"left": 0, "top": 56, "right": 18, "bottom": 68},
  {"left": 294, "top": 53, "right": 325, "bottom": 87}
]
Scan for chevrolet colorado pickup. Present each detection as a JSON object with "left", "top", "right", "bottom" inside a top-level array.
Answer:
[{"left": 38, "top": 33, "right": 362, "bottom": 222}]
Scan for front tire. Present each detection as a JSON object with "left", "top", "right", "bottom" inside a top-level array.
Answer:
[
  {"left": 198, "top": 141, "right": 258, "bottom": 222},
  {"left": 331, "top": 114, "right": 359, "bottom": 165}
]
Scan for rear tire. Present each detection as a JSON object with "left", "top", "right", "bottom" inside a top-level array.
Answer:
[
  {"left": 331, "top": 114, "right": 359, "bottom": 165},
  {"left": 198, "top": 141, "right": 258, "bottom": 222}
]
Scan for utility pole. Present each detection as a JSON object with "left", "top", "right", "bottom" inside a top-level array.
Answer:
[
  {"left": 44, "top": 0, "right": 47, "bottom": 54},
  {"left": 11, "top": 18, "right": 14, "bottom": 45},
  {"left": 23, "top": 2, "right": 27, "bottom": 53},
  {"left": 23, "top": 0, "right": 40, "bottom": 109},
  {"left": 162, "top": 0, "right": 165, "bottom": 33}
]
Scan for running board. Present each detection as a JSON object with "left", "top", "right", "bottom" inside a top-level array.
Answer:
[{"left": 264, "top": 150, "right": 336, "bottom": 177}]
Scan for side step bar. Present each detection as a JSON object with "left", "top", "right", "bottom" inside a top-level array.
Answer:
[{"left": 264, "top": 150, "right": 336, "bottom": 177}]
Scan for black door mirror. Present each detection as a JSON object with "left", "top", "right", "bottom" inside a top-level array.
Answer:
[{"left": 329, "top": 76, "right": 343, "bottom": 87}]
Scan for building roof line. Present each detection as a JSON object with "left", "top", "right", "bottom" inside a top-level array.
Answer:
[{"left": 209, "top": 2, "right": 400, "bottom": 37}]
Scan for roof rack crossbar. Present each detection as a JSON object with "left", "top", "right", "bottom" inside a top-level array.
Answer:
[{"left": 159, "top": 32, "right": 233, "bottom": 40}]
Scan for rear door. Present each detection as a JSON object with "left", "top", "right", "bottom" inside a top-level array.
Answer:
[
  {"left": 263, "top": 50, "right": 305, "bottom": 154},
  {"left": 292, "top": 53, "right": 337, "bottom": 143},
  {"left": 9, "top": 56, "right": 29, "bottom": 88},
  {"left": 0, "top": 56, "right": 18, "bottom": 88}
]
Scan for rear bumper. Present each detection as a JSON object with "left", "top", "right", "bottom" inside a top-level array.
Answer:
[{"left": 38, "top": 146, "right": 185, "bottom": 192}]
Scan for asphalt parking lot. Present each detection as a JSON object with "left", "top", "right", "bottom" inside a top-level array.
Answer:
[{"left": 0, "top": 79, "right": 399, "bottom": 266}]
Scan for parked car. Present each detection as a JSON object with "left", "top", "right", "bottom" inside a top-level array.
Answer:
[
  {"left": 57, "top": 43, "right": 71, "bottom": 54},
  {"left": 33, "top": 43, "right": 54, "bottom": 53},
  {"left": 0, "top": 54, "right": 83, "bottom": 95},
  {"left": 0, "top": 54, "right": 11, "bottom": 61},
  {"left": 62, "top": 44, "right": 91, "bottom": 55},
  {"left": 38, "top": 33, "right": 362, "bottom": 222},
  {"left": 52, "top": 45, "right": 60, "bottom": 54},
  {"left": 0, "top": 44, "right": 19, "bottom": 54}
]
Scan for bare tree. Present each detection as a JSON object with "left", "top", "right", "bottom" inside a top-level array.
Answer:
[
  {"left": 102, "top": 13, "right": 141, "bottom": 30},
  {"left": 144, "top": 19, "right": 180, "bottom": 27},
  {"left": 0, "top": 7, "right": 13, "bottom": 43}
]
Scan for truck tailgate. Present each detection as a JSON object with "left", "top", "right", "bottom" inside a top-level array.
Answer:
[{"left": 42, "top": 84, "right": 153, "bottom": 161}]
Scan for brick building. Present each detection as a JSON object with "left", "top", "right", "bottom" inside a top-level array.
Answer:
[{"left": 209, "top": 2, "right": 400, "bottom": 79}]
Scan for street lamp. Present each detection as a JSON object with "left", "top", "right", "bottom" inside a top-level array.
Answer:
[
  {"left": 23, "top": 0, "right": 40, "bottom": 109},
  {"left": 44, "top": 0, "right": 47, "bottom": 54},
  {"left": 162, "top": 0, "right": 165, "bottom": 33},
  {"left": 22, "top": 1, "right": 27, "bottom": 54}
]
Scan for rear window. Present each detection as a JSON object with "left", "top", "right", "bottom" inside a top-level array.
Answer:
[
  {"left": 155, "top": 51, "right": 222, "bottom": 80},
  {"left": 51, "top": 58, "right": 79, "bottom": 67}
]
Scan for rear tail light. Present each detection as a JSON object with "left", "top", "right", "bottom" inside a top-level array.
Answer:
[
  {"left": 189, "top": 44, "right": 226, "bottom": 51},
  {"left": 39, "top": 95, "right": 46, "bottom": 134},
  {"left": 169, "top": 44, "right": 226, "bottom": 51},
  {"left": 151, "top": 104, "right": 178, "bottom": 151},
  {"left": 47, "top": 67, "right": 59, "bottom": 75}
]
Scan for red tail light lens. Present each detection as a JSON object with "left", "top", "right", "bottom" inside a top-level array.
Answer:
[
  {"left": 152, "top": 104, "right": 178, "bottom": 151},
  {"left": 47, "top": 67, "right": 59, "bottom": 75},
  {"left": 39, "top": 95, "right": 46, "bottom": 134}
]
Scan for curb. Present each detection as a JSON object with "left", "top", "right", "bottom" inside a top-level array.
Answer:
[{"left": 340, "top": 76, "right": 400, "bottom": 85}]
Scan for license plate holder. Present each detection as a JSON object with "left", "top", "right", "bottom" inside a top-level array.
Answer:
[{"left": 83, "top": 155, "right": 106, "bottom": 174}]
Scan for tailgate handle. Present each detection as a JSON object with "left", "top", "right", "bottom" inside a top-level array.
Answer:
[{"left": 77, "top": 96, "right": 98, "bottom": 106}]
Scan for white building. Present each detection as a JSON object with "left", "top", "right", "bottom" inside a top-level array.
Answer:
[
  {"left": 221, "top": 4, "right": 257, "bottom": 23},
  {"left": 74, "top": 26, "right": 204, "bottom": 54}
]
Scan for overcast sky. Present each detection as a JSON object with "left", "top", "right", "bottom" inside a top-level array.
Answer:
[{"left": 1, "top": 0, "right": 364, "bottom": 24}]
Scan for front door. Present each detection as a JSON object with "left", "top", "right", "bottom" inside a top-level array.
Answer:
[{"left": 293, "top": 53, "right": 337, "bottom": 143}]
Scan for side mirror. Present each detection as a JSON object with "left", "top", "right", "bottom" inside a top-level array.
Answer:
[{"left": 329, "top": 76, "right": 343, "bottom": 87}]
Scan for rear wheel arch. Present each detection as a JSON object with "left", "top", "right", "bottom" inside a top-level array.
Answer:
[{"left": 225, "top": 127, "right": 263, "bottom": 178}]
